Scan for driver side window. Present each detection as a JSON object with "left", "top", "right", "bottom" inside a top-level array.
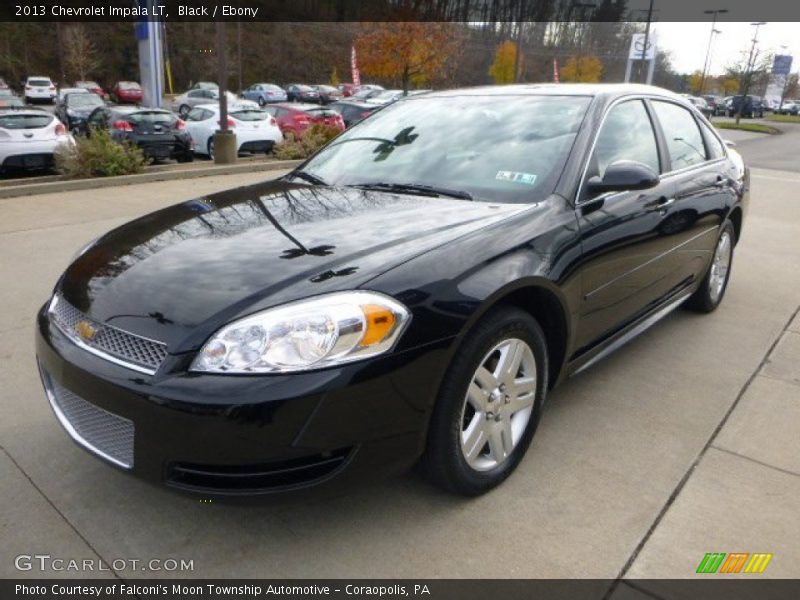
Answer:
[{"left": 592, "top": 100, "right": 660, "bottom": 179}]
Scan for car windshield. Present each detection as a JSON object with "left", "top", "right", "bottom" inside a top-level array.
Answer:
[
  {"left": 300, "top": 94, "right": 590, "bottom": 204},
  {"left": 67, "top": 94, "right": 104, "bottom": 107},
  {"left": 126, "top": 111, "right": 175, "bottom": 125},
  {"left": 231, "top": 109, "right": 269, "bottom": 122},
  {"left": 28, "top": 79, "right": 51, "bottom": 87},
  {"left": 0, "top": 113, "right": 53, "bottom": 129}
]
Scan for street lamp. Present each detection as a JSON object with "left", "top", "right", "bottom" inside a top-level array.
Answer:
[{"left": 700, "top": 8, "right": 728, "bottom": 94}]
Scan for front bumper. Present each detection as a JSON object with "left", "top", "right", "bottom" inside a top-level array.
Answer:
[{"left": 35, "top": 304, "right": 451, "bottom": 496}]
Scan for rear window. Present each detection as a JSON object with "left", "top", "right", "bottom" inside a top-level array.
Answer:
[
  {"left": 28, "top": 79, "right": 51, "bottom": 87},
  {"left": 67, "top": 94, "right": 104, "bottom": 107},
  {"left": 231, "top": 109, "right": 269, "bottom": 122},
  {"left": 126, "top": 111, "right": 175, "bottom": 125},
  {"left": 119, "top": 82, "right": 141, "bottom": 90},
  {"left": 0, "top": 114, "right": 53, "bottom": 129},
  {"left": 304, "top": 108, "right": 338, "bottom": 118}
]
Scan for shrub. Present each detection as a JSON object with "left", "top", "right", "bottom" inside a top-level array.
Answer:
[
  {"left": 273, "top": 124, "right": 341, "bottom": 160},
  {"left": 56, "top": 129, "right": 147, "bottom": 178}
]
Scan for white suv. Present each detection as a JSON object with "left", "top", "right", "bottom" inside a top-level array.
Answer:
[{"left": 24, "top": 76, "right": 57, "bottom": 103}]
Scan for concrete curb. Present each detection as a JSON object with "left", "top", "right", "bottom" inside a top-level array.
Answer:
[{"left": 0, "top": 159, "right": 301, "bottom": 200}]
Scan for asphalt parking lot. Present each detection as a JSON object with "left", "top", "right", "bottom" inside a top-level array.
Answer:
[{"left": 0, "top": 126, "right": 799, "bottom": 594}]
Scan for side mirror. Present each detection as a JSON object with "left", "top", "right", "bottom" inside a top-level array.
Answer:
[{"left": 586, "top": 160, "right": 660, "bottom": 195}]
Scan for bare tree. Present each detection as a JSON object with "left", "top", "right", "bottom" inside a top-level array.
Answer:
[{"left": 63, "top": 24, "right": 101, "bottom": 82}]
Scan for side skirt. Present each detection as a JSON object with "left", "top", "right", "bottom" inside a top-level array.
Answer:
[{"left": 567, "top": 289, "right": 693, "bottom": 378}]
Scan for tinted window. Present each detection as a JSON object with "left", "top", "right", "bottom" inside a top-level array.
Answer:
[
  {"left": 188, "top": 90, "right": 202, "bottom": 98},
  {"left": 28, "top": 79, "right": 51, "bottom": 87},
  {"left": 592, "top": 100, "right": 660, "bottom": 178},
  {"left": 302, "top": 95, "right": 591, "bottom": 204},
  {"left": 652, "top": 101, "right": 708, "bottom": 170},
  {"left": 0, "top": 114, "right": 53, "bottom": 129},
  {"left": 698, "top": 120, "right": 725, "bottom": 159},
  {"left": 127, "top": 111, "right": 176, "bottom": 126}
]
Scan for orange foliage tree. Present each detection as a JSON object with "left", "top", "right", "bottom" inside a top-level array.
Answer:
[
  {"left": 354, "top": 23, "right": 461, "bottom": 93},
  {"left": 489, "top": 41, "right": 518, "bottom": 84},
  {"left": 560, "top": 54, "right": 603, "bottom": 83}
]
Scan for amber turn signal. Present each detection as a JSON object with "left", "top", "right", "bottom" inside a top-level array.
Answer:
[{"left": 360, "top": 304, "right": 397, "bottom": 347}]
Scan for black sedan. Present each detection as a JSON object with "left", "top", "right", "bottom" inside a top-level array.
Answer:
[
  {"left": 80, "top": 105, "right": 193, "bottom": 163},
  {"left": 285, "top": 83, "right": 321, "bottom": 104},
  {"left": 54, "top": 92, "right": 105, "bottom": 131},
  {"left": 36, "top": 84, "right": 747, "bottom": 497}
]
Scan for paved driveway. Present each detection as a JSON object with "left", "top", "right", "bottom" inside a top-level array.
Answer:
[{"left": 0, "top": 160, "right": 798, "bottom": 594}]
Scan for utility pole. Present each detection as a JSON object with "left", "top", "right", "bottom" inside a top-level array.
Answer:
[
  {"left": 737, "top": 21, "right": 767, "bottom": 123},
  {"left": 700, "top": 8, "right": 728, "bottom": 94},
  {"left": 640, "top": 0, "right": 654, "bottom": 84},
  {"left": 213, "top": 21, "right": 236, "bottom": 163}
]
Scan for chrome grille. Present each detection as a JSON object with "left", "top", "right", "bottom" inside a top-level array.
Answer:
[
  {"left": 49, "top": 295, "right": 168, "bottom": 374},
  {"left": 40, "top": 368, "right": 134, "bottom": 469}
]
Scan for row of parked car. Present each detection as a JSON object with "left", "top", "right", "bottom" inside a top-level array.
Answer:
[
  {"left": 678, "top": 93, "right": 800, "bottom": 119},
  {"left": 0, "top": 76, "right": 432, "bottom": 176}
]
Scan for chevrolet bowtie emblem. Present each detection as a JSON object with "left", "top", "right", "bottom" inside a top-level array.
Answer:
[{"left": 75, "top": 320, "right": 98, "bottom": 342}]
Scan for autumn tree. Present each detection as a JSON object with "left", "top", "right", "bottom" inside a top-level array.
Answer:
[
  {"left": 63, "top": 24, "right": 101, "bottom": 81},
  {"left": 687, "top": 70, "right": 704, "bottom": 95},
  {"left": 354, "top": 22, "right": 461, "bottom": 93},
  {"left": 488, "top": 41, "right": 517, "bottom": 84},
  {"left": 330, "top": 66, "right": 340, "bottom": 86},
  {"left": 560, "top": 54, "right": 603, "bottom": 83}
]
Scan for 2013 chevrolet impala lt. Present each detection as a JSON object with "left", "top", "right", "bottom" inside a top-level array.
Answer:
[{"left": 36, "top": 84, "right": 748, "bottom": 496}]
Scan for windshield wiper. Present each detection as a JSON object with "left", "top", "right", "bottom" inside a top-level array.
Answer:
[
  {"left": 352, "top": 182, "right": 473, "bottom": 201},
  {"left": 288, "top": 170, "right": 328, "bottom": 186}
]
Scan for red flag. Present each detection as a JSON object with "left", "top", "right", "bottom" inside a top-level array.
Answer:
[
  {"left": 351, "top": 46, "right": 361, "bottom": 87},
  {"left": 553, "top": 58, "right": 560, "bottom": 83}
]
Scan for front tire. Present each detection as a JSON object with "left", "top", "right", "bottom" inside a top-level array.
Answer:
[
  {"left": 421, "top": 307, "right": 548, "bottom": 496},
  {"left": 178, "top": 104, "right": 190, "bottom": 119},
  {"left": 686, "top": 220, "right": 735, "bottom": 313},
  {"left": 207, "top": 138, "right": 215, "bottom": 160}
]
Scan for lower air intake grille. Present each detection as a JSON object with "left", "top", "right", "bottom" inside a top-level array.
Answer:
[
  {"left": 167, "top": 448, "right": 352, "bottom": 493},
  {"left": 40, "top": 368, "right": 134, "bottom": 469}
]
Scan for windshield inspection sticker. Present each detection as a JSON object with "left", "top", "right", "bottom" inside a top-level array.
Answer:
[{"left": 496, "top": 171, "right": 537, "bottom": 185}]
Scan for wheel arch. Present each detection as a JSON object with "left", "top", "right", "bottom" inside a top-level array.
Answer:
[
  {"left": 452, "top": 279, "right": 572, "bottom": 390},
  {"left": 728, "top": 205, "right": 743, "bottom": 244}
]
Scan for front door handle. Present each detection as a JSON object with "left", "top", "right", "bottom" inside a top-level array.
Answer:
[{"left": 647, "top": 196, "right": 675, "bottom": 212}]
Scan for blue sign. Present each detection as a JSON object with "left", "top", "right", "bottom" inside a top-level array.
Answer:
[{"left": 772, "top": 55, "right": 793, "bottom": 76}]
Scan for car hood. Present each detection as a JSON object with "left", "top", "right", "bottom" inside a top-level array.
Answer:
[{"left": 58, "top": 180, "right": 528, "bottom": 352}]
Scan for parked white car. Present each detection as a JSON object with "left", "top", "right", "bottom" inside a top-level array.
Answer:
[
  {"left": 0, "top": 108, "right": 73, "bottom": 174},
  {"left": 24, "top": 76, "right": 57, "bottom": 103},
  {"left": 183, "top": 104, "right": 283, "bottom": 158},
  {"left": 171, "top": 89, "right": 256, "bottom": 118}
]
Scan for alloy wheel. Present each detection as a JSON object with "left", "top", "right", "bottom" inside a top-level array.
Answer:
[
  {"left": 708, "top": 230, "right": 732, "bottom": 303},
  {"left": 460, "top": 338, "right": 536, "bottom": 472}
]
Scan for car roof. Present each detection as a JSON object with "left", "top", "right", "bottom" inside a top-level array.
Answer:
[
  {"left": 27, "top": 76, "right": 51, "bottom": 80},
  {"left": 0, "top": 108, "right": 53, "bottom": 116},
  {"left": 272, "top": 102, "right": 324, "bottom": 110},
  {"left": 420, "top": 83, "right": 683, "bottom": 101}
]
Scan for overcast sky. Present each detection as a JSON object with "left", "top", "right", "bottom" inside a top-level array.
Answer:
[{"left": 647, "top": 22, "right": 800, "bottom": 75}]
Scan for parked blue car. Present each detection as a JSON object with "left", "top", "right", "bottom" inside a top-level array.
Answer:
[{"left": 241, "top": 83, "right": 287, "bottom": 106}]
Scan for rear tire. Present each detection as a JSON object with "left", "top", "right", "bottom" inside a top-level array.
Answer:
[
  {"left": 685, "top": 220, "right": 735, "bottom": 313},
  {"left": 207, "top": 139, "right": 215, "bottom": 160},
  {"left": 178, "top": 104, "right": 190, "bottom": 119},
  {"left": 420, "top": 307, "right": 548, "bottom": 496}
]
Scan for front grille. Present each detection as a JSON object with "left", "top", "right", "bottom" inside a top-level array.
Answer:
[
  {"left": 49, "top": 295, "right": 168, "bottom": 374},
  {"left": 167, "top": 448, "right": 352, "bottom": 494},
  {"left": 40, "top": 367, "right": 134, "bottom": 469}
]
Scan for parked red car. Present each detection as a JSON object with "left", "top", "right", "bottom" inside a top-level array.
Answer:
[
  {"left": 74, "top": 80, "right": 107, "bottom": 99},
  {"left": 336, "top": 83, "right": 355, "bottom": 97},
  {"left": 262, "top": 103, "right": 345, "bottom": 138},
  {"left": 110, "top": 81, "right": 143, "bottom": 104}
]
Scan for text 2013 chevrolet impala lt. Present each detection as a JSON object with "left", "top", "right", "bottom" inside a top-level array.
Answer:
[{"left": 36, "top": 85, "right": 748, "bottom": 496}]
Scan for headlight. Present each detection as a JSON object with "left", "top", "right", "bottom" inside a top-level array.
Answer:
[{"left": 190, "top": 292, "right": 411, "bottom": 374}]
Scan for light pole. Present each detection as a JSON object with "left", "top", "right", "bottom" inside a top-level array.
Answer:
[{"left": 700, "top": 8, "right": 728, "bottom": 94}]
